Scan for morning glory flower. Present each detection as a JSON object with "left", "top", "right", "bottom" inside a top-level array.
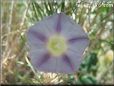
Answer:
[{"left": 26, "top": 13, "right": 89, "bottom": 74}]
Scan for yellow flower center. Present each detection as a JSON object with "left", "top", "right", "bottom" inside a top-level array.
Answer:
[{"left": 47, "top": 35, "right": 67, "bottom": 56}]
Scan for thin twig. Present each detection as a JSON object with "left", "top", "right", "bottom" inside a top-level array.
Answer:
[{"left": 19, "top": 1, "right": 30, "bottom": 31}]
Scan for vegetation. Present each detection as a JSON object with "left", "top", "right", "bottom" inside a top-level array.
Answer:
[{"left": 1, "top": 0, "right": 114, "bottom": 85}]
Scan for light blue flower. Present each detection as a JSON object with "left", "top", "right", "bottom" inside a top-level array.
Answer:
[{"left": 26, "top": 13, "right": 89, "bottom": 74}]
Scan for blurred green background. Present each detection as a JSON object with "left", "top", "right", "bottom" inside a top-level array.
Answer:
[{"left": 1, "top": 0, "right": 114, "bottom": 85}]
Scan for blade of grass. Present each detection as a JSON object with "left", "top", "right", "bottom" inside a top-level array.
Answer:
[
  {"left": 61, "top": 0, "right": 65, "bottom": 12},
  {"left": 34, "top": 2, "right": 45, "bottom": 18},
  {"left": 31, "top": 2, "right": 39, "bottom": 21}
]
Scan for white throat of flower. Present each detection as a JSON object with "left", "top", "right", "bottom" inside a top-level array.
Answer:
[{"left": 47, "top": 35, "right": 67, "bottom": 57}]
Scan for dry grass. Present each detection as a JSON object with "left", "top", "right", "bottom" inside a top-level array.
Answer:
[{"left": 1, "top": 0, "right": 114, "bottom": 85}]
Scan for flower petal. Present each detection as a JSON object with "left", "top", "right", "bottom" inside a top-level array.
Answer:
[
  {"left": 65, "top": 49, "right": 84, "bottom": 71},
  {"left": 28, "top": 48, "right": 47, "bottom": 70},
  {"left": 68, "top": 36, "right": 88, "bottom": 43},
  {"left": 37, "top": 53, "right": 51, "bottom": 67},
  {"left": 56, "top": 56, "right": 74, "bottom": 74},
  {"left": 68, "top": 38, "right": 89, "bottom": 56},
  {"left": 26, "top": 30, "right": 46, "bottom": 51},
  {"left": 28, "top": 29, "right": 47, "bottom": 42},
  {"left": 27, "top": 16, "right": 57, "bottom": 41},
  {"left": 31, "top": 24, "right": 49, "bottom": 37},
  {"left": 59, "top": 13, "right": 87, "bottom": 39},
  {"left": 55, "top": 13, "right": 62, "bottom": 33},
  {"left": 44, "top": 13, "right": 59, "bottom": 35},
  {"left": 62, "top": 54, "right": 74, "bottom": 71},
  {"left": 37, "top": 55, "right": 57, "bottom": 73}
]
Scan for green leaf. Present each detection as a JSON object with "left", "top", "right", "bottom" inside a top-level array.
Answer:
[{"left": 79, "top": 75, "right": 97, "bottom": 84}]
